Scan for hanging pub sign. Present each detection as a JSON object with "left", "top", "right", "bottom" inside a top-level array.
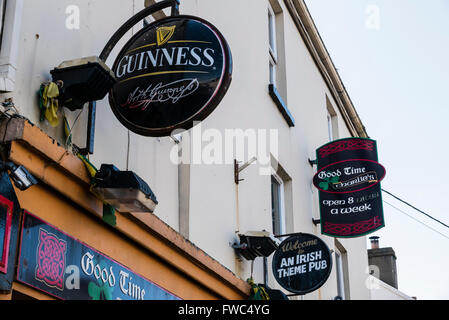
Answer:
[
  {"left": 109, "top": 15, "right": 233, "bottom": 137},
  {"left": 272, "top": 233, "right": 332, "bottom": 295},
  {"left": 17, "top": 211, "right": 180, "bottom": 300},
  {"left": 313, "top": 138, "right": 386, "bottom": 238}
]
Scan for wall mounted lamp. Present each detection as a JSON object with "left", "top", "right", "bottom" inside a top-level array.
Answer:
[
  {"left": 50, "top": 56, "right": 116, "bottom": 111},
  {"left": 92, "top": 164, "right": 158, "bottom": 214},
  {"left": 233, "top": 231, "right": 279, "bottom": 261},
  {"left": 0, "top": 161, "right": 38, "bottom": 191},
  {"left": 47, "top": 0, "right": 180, "bottom": 155}
]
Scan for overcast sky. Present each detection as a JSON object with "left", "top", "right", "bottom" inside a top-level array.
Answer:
[{"left": 304, "top": 0, "right": 449, "bottom": 300}]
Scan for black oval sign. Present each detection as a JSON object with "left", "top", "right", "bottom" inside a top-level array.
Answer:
[
  {"left": 109, "top": 15, "right": 232, "bottom": 137},
  {"left": 272, "top": 233, "right": 332, "bottom": 295},
  {"left": 313, "top": 159, "right": 386, "bottom": 194}
]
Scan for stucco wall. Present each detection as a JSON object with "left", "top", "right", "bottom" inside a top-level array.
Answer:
[
  {"left": 369, "top": 276, "right": 413, "bottom": 300},
  {"left": 180, "top": 0, "right": 371, "bottom": 300}
]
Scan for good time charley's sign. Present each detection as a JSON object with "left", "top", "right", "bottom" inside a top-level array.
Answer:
[
  {"left": 17, "top": 211, "right": 180, "bottom": 300},
  {"left": 313, "top": 138, "right": 386, "bottom": 238},
  {"left": 109, "top": 15, "right": 233, "bottom": 137},
  {"left": 272, "top": 233, "right": 332, "bottom": 295}
]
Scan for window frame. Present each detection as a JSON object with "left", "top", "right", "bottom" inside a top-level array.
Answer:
[
  {"left": 271, "top": 173, "right": 286, "bottom": 237},
  {"left": 269, "top": 59, "right": 276, "bottom": 85},
  {"left": 0, "top": 0, "right": 6, "bottom": 51},
  {"left": 335, "top": 248, "right": 346, "bottom": 299},
  {"left": 326, "top": 97, "right": 339, "bottom": 141},
  {"left": 268, "top": 3, "right": 278, "bottom": 85},
  {"left": 267, "top": 1, "right": 294, "bottom": 127},
  {"left": 0, "top": 0, "right": 23, "bottom": 92},
  {"left": 327, "top": 112, "right": 334, "bottom": 141},
  {"left": 268, "top": 4, "right": 278, "bottom": 62},
  {"left": 334, "top": 240, "right": 351, "bottom": 300}
]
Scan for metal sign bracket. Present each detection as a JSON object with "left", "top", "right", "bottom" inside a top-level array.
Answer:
[
  {"left": 79, "top": 0, "right": 181, "bottom": 155},
  {"left": 234, "top": 157, "right": 257, "bottom": 184}
]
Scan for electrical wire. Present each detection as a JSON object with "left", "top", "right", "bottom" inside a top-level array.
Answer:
[
  {"left": 382, "top": 188, "right": 449, "bottom": 231},
  {"left": 383, "top": 200, "right": 449, "bottom": 241},
  {"left": 64, "top": 109, "right": 84, "bottom": 146}
]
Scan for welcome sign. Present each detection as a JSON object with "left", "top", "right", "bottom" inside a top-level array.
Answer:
[
  {"left": 17, "top": 211, "right": 180, "bottom": 300},
  {"left": 109, "top": 15, "right": 233, "bottom": 137},
  {"left": 313, "top": 138, "right": 386, "bottom": 237},
  {"left": 272, "top": 233, "right": 332, "bottom": 295}
]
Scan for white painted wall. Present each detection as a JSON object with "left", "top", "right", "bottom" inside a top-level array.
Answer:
[
  {"left": 369, "top": 276, "right": 413, "bottom": 300},
  {"left": 180, "top": 0, "right": 371, "bottom": 300},
  {"left": 0, "top": 0, "right": 373, "bottom": 299}
]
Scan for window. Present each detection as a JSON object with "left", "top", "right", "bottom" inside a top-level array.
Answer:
[
  {"left": 334, "top": 240, "right": 350, "bottom": 300},
  {"left": 0, "top": 0, "right": 6, "bottom": 50},
  {"left": 0, "top": 0, "right": 23, "bottom": 92},
  {"left": 335, "top": 250, "right": 345, "bottom": 299},
  {"left": 271, "top": 174, "right": 285, "bottom": 236},
  {"left": 326, "top": 96, "right": 339, "bottom": 141},
  {"left": 269, "top": 60, "right": 276, "bottom": 86},
  {"left": 268, "top": 4, "right": 277, "bottom": 85},
  {"left": 327, "top": 112, "right": 334, "bottom": 141},
  {"left": 267, "top": 1, "right": 294, "bottom": 127}
]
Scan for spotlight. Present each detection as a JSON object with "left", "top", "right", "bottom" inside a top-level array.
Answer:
[
  {"left": 233, "top": 231, "right": 279, "bottom": 260},
  {"left": 92, "top": 164, "right": 158, "bottom": 214},
  {"left": 50, "top": 56, "right": 116, "bottom": 111},
  {"left": 0, "top": 162, "right": 38, "bottom": 191}
]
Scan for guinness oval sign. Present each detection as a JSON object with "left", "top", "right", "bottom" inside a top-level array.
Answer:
[
  {"left": 109, "top": 15, "right": 233, "bottom": 137},
  {"left": 272, "top": 233, "right": 332, "bottom": 295}
]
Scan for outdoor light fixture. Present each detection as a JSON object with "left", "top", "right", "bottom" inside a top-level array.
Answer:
[
  {"left": 50, "top": 56, "right": 116, "bottom": 111},
  {"left": 0, "top": 161, "right": 38, "bottom": 191},
  {"left": 233, "top": 231, "right": 279, "bottom": 261},
  {"left": 92, "top": 164, "right": 158, "bottom": 214}
]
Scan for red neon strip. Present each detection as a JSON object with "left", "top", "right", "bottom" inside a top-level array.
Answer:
[{"left": 0, "top": 195, "right": 14, "bottom": 274}]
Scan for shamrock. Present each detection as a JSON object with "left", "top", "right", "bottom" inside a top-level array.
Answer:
[
  {"left": 87, "top": 260, "right": 114, "bottom": 300},
  {"left": 88, "top": 281, "right": 113, "bottom": 300},
  {"left": 319, "top": 176, "right": 339, "bottom": 191}
]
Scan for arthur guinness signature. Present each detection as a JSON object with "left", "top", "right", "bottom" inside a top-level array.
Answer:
[{"left": 122, "top": 78, "right": 200, "bottom": 110}]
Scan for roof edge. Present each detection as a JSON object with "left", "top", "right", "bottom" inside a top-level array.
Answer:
[{"left": 284, "top": 0, "right": 369, "bottom": 138}]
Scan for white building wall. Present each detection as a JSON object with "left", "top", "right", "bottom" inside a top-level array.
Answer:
[
  {"left": 4, "top": 0, "right": 181, "bottom": 229},
  {"left": 1, "top": 0, "right": 372, "bottom": 299},
  {"left": 180, "top": 0, "right": 371, "bottom": 300},
  {"left": 369, "top": 277, "right": 413, "bottom": 300}
]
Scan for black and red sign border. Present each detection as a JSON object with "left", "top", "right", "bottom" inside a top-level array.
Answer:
[{"left": 315, "top": 137, "right": 386, "bottom": 238}]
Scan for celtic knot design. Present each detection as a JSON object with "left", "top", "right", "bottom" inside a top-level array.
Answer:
[
  {"left": 319, "top": 140, "right": 374, "bottom": 159},
  {"left": 323, "top": 216, "right": 382, "bottom": 236},
  {"left": 35, "top": 229, "right": 66, "bottom": 290}
]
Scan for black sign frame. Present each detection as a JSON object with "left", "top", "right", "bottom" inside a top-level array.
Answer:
[
  {"left": 313, "top": 137, "right": 386, "bottom": 238},
  {"left": 272, "top": 233, "right": 333, "bottom": 295},
  {"left": 109, "top": 15, "right": 233, "bottom": 137}
]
